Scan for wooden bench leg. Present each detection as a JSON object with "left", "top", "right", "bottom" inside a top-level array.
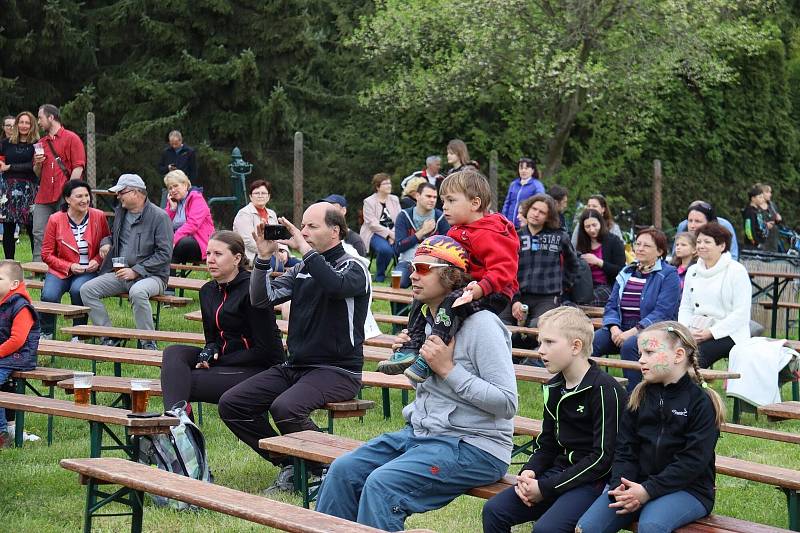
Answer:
[
  {"left": 786, "top": 489, "right": 800, "bottom": 531},
  {"left": 82, "top": 477, "right": 145, "bottom": 533},
  {"left": 512, "top": 439, "right": 536, "bottom": 459},
  {"left": 13, "top": 379, "right": 25, "bottom": 448},
  {"left": 381, "top": 388, "right": 391, "bottom": 419},
  {"left": 793, "top": 379, "right": 799, "bottom": 402},
  {"left": 46, "top": 383, "right": 54, "bottom": 446}
]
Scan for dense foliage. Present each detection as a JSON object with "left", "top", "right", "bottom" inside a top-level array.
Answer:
[{"left": 1, "top": 0, "right": 799, "bottom": 231}]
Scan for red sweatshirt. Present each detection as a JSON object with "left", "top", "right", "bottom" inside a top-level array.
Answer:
[
  {"left": 447, "top": 213, "right": 520, "bottom": 300},
  {"left": 0, "top": 283, "right": 35, "bottom": 358}
]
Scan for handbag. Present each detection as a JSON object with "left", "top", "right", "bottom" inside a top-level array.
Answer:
[{"left": 45, "top": 139, "right": 71, "bottom": 180}]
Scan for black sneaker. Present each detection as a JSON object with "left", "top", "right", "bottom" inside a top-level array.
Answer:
[
  {"left": 140, "top": 341, "right": 159, "bottom": 351},
  {"left": 101, "top": 337, "right": 121, "bottom": 347}
]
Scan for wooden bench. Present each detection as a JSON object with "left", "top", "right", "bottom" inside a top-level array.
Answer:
[
  {"left": 260, "top": 430, "right": 798, "bottom": 531},
  {"left": 57, "top": 374, "right": 375, "bottom": 434},
  {"left": 371, "top": 312, "right": 603, "bottom": 335},
  {"left": 0, "top": 391, "right": 177, "bottom": 457},
  {"left": 60, "top": 458, "right": 433, "bottom": 533},
  {"left": 758, "top": 401, "right": 800, "bottom": 422},
  {"left": 39, "top": 339, "right": 162, "bottom": 376},
  {"left": 61, "top": 324, "right": 205, "bottom": 346},
  {"left": 9, "top": 366, "right": 76, "bottom": 446}
]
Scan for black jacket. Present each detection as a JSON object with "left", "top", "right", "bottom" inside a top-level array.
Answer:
[
  {"left": 199, "top": 270, "right": 284, "bottom": 368},
  {"left": 158, "top": 144, "right": 197, "bottom": 182},
  {"left": 250, "top": 243, "right": 370, "bottom": 373},
  {"left": 610, "top": 373, "right": 719, "bottom": 513},
  {"left": 524, "top": 361, "right": 627, "bottom": 500}
]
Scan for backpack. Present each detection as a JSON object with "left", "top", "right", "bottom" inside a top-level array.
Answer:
[
  {"left": 569, "top": 258, "right": 594, "bottom": 305},
  {"left": 138, "top": 401, "right": 212, "bottom": 509}
]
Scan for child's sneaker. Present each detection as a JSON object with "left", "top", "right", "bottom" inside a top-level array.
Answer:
[
  {"left": 376, "top": 351, "right": 418, "bottom": 375},
  {"left": 404, "top": 355, "right": 432, "bottom": 383}
]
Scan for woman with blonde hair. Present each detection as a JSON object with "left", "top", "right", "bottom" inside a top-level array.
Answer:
[
  {"left": 164, "top": 169, "right": 214, "bottom": 265},
  {"left": 0, "top": 111, "right": 41, "bottom": 258}
]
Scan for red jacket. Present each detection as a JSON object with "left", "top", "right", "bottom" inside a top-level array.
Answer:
[
  {"left": 41, "top": 208, "right": 111, "bottom": 279},
  {"left": 447, "top": 212, "right": 520, "bottom": 300}
]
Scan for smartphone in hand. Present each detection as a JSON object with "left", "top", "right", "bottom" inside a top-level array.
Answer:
[{"left": 263, "top": 224, "right": 292, "bottom": 241}]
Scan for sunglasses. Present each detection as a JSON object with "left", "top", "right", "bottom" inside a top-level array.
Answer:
[{"left": 410, "top": 261, "right": 449, "bottom": 276}]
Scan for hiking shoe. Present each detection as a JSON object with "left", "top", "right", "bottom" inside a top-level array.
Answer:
[
  {"left": 404, "top": 355, "right": 432, "bottom": 383},
  {"left": 0, "top": 431, "right": 11, "bottom": 448},
  {"left": 101, "top": 337, "right": 121, "bottom": 347},
  {"left": 377, "top": 351, "right": 418, "bottom": 375},
  {"left": 40, "top": 333, "right": 53, "bottom": 341},
  {"left": 262, "top": 465, "right": 295, "bottom": 494},
  {"left": 140, "top": 341, "right": 159, "bottom": 351}
]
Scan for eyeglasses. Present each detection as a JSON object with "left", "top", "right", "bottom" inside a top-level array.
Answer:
[
  {"left": 116, "top": 189, "right": 135, "bottom": 197},
  {"left": 410, "top": 262, "right": 449, "bottom": 276},
  {"left": 251, "top": 191, "right": 270, "bottom": 196}
]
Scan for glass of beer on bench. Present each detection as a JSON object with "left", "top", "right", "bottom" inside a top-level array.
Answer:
[
  {"left": 73, "top": 371, "right": 93, "bottom": 406},
  {"left": 130, "top": 379, "right": 151, "bottom": 414},
  {"left": 112, "top": 257, "right": 126, "bottom": 272},
  {"left": 391, "top": 269, "right": 402, "bottom": 289}
]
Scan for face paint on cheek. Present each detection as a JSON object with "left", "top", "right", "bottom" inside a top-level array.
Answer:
[{"left": 650, "top": 351, "right": 671, "bottom": 373}]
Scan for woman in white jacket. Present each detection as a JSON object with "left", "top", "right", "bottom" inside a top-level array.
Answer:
[
  {"left": 232, "top": 180, "right": 278, "bottom": 261},
  {"left": 679, "top": 222, "right": 752, "bottom": 368}
]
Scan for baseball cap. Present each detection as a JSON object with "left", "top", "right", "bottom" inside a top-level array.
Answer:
[
  {"left": 109, "top": 173, "right": 147, "bottom": 193},
  {"left": 415, "top": 235, "right": 469, "bottom": 271},
  {"left": 320, "top": 194, "right": 347, "bottom": 208}
]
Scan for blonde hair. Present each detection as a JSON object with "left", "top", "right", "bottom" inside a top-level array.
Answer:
[
  {"left": 9, "top": 111, "right": 40, "bottom": 144},
  {"left": 629, "top": 321, "right": 725, "bottom": 427},
  {"left": 0, "top": 260, "right": 24, "bottom": 282},
  {"left": 537, "top": 306, "right": 594, "bottom": 358},
  {"left": 402, "top": 176, "right": 427, "bottom": 198},
  {"left": 439, "top": 169, "right": 492, "bottom": 212},
  {"left": 164, "top": 169, "right": 191, "bottom": 189}
]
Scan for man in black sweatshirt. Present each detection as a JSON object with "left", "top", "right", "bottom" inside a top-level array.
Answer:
[{"left": 218, "top": 202, "right": 370, "bottom": 491}]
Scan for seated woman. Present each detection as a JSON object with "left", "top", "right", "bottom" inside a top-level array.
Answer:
[
  {"left": 233, "top": 179, "right": 278, "bottom": 261},
  {"left": 571, "top": 194, "right": 623, "bottom": 246},
  {"left": 593, "top": 227, "right": 680, "bottom": 391},
  {"left": 359, "top": 172, "right": 400, "bottom": 282},
  {"left": 160, "top": 231, "right": 285, "bottom": 416},
  {"left": 679, "top": 222, "right": 751, "bottom": 368},
  {"left": 164, "top": 170, "right": 215, "bottom": 266},
  {"left": 670, "top": 231, "right": 697, "bottom": 291},
  {"left": 40, "top": 180, "right": 111, "bottom": 340},
  {"left": 574, "top": 209, "right": 626, "bottom": 307}
]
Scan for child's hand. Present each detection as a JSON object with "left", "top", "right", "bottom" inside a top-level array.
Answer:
[
  {"left": 514, "top": 471, "right": 542, "bottom": 507},
  {"left": 391, "top": 329, "right": 411, "bottom": 351},
  {"left": 608, "top": 478, "right": 649, "bottom": 514},
  {"left": 453, "top": 281, "right": 483, "bottom": 307}
]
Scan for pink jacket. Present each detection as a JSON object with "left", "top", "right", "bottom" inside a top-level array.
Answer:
[
  {"left": 359, "top": 193, "right": 401, "bottom": 250},
  {"left": 165, "top": 189, "right": 215, "bottom": 259}
]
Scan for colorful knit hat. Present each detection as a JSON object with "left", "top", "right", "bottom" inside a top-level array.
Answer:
[{"left": 415, "top": 235, "right": 469, "bottom": 271}]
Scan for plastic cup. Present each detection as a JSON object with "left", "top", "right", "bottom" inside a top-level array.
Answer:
[
  {"left": 391, "top": 270, "right": 402, "bottom": 289},
  {"left": 33, "top": 143, "right": 44, "bottom": 156},
  {"left": 73, "top": 371, "right": 93, "bottom": 406},
  {"left": 112, "top": 257, "right": 126, "bottom": 272},
  {"left": 130, "top": 379, "right": 151, "bottom": 414}
]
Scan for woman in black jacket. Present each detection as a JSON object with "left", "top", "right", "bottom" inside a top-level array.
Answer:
[
  {"left": 160, "top": 230, "right": 284, "bottom": 416},
  {"left": 575, "top": 209, "right": 626, "bottom": 307}
]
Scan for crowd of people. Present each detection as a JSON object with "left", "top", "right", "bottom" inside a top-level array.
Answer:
[{"left": 0, "top": 119, "right": 780, "bottom": 532}]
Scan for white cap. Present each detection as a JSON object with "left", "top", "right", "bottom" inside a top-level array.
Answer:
[{"left": 109, "top": 173, "right": 146, "bottom": 192}]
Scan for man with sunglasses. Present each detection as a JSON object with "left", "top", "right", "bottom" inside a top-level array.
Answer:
[
  {"left": 79, "top": 174, "right": 173, "bottom": 349},
  {"left": 317, "top": 235, "right": 517, "bottom": 531}
]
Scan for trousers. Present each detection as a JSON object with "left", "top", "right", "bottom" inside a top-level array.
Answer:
[
  {"left": 79, "top": 273, "right": 165, "bottom": 331},
  {"left": 32, "top": 201, "right": 59, "bottom": 262},
  {"left": 576, "top": 488, "right": 707, "bottom": 533}
]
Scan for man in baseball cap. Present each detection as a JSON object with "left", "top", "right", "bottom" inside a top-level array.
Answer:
[
  {"left": 80, "top": 173, "right": 173, "bottom": 349},
  {"left": 320, "top": 194, "right": 366, "bottom": 256}
]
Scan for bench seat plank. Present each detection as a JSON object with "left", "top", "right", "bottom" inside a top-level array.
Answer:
[
  {"left": 59, "top": 458, "right": 399, "bottom": 533},
  {"left": 12, "top": 367, "right": 75, "bottom": 384},
  {"left": 38, "top": 339, "right": 163, "bottom": 366},
  {"left": 758, "top": 401, "right": 800, "bottom": 421},
  {"left": 61, "top": 325, "right": 204, "bottom": 344},
  {"left": 0, "top": 391, "right": 177, "bottom": 431}
]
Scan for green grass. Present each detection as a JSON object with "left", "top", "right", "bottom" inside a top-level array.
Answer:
[{"left": 1, "top": 241, "right": 799, "bottom": 531}]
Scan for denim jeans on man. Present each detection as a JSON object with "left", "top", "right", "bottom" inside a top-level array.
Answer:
[
  {"left": 315, "top": 425, "right": 507, "bottom": 532},
  {"left": 0, "top": 367, "right": 14, "bottom": 432},
  {"left": 576, "top": 488, "right": 707, "bottom": 533},
  {"left": 369, "top": 234, "right": 395, "bottom": 282},
  {"left": 40, "top": 272, "right": 96, "bottom": 335}
]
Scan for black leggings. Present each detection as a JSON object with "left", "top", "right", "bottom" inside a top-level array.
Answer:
[
  {"left": 172, "top": 236, "right": 202, "bottom": 264},
  {"left": 3, "top": 222, "right": 32, "bottom": 260},
  {"left": 698, "top": 336, "right": 736, "bottom": 368},
  {"left": 159, "top": 344, "right": 267, "bottom": 413}
]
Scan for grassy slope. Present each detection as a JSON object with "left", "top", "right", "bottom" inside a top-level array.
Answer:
[{"left": 0, "top": 241, "right": 798, "bottom": 532}]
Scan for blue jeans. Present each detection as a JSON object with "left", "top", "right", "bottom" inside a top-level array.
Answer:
[
  {"left": 396, "top": 260, "right": 413, "bottom": 288},
  {"left": 40, "top": 272, "right": 96, "bottom": 335},
  {"left": 592, "top": 322, "right": 641, "bottom": 392},
  {"left": 0, "top": 367, "right": 13, "bottom": 432},
  {"left": 316, "top": 426, "right": 508, "bottom": 531},
  {"left": 369, "top": 234, "right": 395, "bottom": 281},
  {"left": 576, "top": 489, "right": 708, "bottom": 533}
]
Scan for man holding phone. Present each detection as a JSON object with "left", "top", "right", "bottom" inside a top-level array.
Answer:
[
  {"left": 218, "top": 202, "right": 370, "bottom": 492},
  {"left": 157, "top": 130, "right": 197, "bottom": 184}
]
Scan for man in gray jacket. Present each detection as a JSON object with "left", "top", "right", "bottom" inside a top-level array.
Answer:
[
  {"left": 80, "top": 174, "right": 173, "bottom": 349},
  {"left": 316, "top": 235, "right": 518, "bottom": 531}
]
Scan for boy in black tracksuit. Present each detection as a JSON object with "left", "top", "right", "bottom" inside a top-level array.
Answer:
[{"left": 483, "top": 307, "right": 627, "bottom": 533}]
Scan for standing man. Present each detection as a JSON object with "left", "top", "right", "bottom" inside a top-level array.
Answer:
[
  {"left": 79, "top": 174, "right": 173, "bottom": 350},
  {"left": 316, "top": 236, "right": 517, "bottom": 531},
  {"left": 33, "top": 104, "right": 85, "bottom": 261},
  {"left": 401, "top": 155, "right": 443, "bottom": 190},
  {"left": 218, "top": 203, "right": 370, "bottom": 491},
  {"left": 320, "top": 194, "right": 367, "bottom": 256},
  {"left": 393, "top": 183, "right": 449, "bottom": 288},
  {"left": 158, "top": 130, "right": 197, "bottom": 184}
]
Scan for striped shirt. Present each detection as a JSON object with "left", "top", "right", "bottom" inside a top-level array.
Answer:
[
  {"left": 620, "top": 272, "right": 649, "bottom": 324},
  {"left": 69, "top": 214, "right": 90, "bottom": 266}
]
